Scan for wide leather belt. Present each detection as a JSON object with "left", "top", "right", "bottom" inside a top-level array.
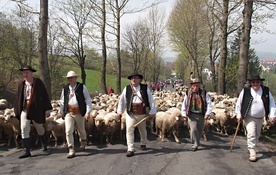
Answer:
[
  {"left": 68, "top": 105, "right": 81, "bottom": 115},
  {"left": 131, "top": 103, "right": 146, "bottom": 115}
]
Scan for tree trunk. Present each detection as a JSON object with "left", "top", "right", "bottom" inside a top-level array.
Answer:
[
  {"left": 218, "top": 0, "right": 229, "bottom": 95},
  {"left": 100, "top": 0, "right": 107, "bottom": 94},
  {"left": 115, "top": 0, "right": 121, "bottom": 94},
  {"left": 237, "top": 0, "right": 253, "bottom": 95},
  {"left": 38, "top": 0, "right": 51, "bottom": 99}
]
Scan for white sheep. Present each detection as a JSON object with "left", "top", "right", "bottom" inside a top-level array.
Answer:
[
  {"left": 103, "top": 112, "right": 120, "bottom": 144},
  {"left": 2, "top": 108, "right": 20, "bottom": 147},
  {"left": 155, "top": 107, "right": 182, "bottom": 143},
  {"left": 93, "top": 110, "right": 107, "bottom": 143},
  {"left": 46, "top": 118, "right": 66, "bottom": 147}
]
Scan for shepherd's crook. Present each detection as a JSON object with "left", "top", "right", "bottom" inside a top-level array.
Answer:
[
  {"left": 133, "top": 116, "right": 150, "bottom": 128},
  {"left": 230, "top": 120, "right": 241, "bottom": 152}
]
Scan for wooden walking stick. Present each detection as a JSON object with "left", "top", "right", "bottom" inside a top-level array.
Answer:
[
  {"left": 133, "top": 116, "right": 150, "bottom": 128},
  {"left": 230, "top": 120, "right": 241, "bottom": 152}
]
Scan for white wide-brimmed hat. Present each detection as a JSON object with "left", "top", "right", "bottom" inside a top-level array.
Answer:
[{"left": 64, "top": 71, "right": 79, "bottom": 78}]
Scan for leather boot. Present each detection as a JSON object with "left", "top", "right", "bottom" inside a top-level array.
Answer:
[
  {"left": 79, "top": 140, "right": 86, "bottom": 151},
  {"left": 39, "top": 134, "right": 48, "bottom": 151},
  {"left": 19, "top": 138, "right": 31, "bottom": 159}
]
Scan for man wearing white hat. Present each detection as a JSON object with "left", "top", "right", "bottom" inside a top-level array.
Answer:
[{"left": 59, "top": 71, "right": 92, "bottom": 158}]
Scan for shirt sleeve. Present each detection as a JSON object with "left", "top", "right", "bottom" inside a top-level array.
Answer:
[
  {"left": 117, "top": 87, "right": 127, "bottom": 114},
  {"left": 269, "top": 91, "right": 276, "bottom": 118},
  {"left": 147, "top": 87, "right": 156, "bottom": 115},
  {"left": 59, "top": 89, "right": 65, "bottom": 115},
  {"left": 181, "top": 95, "right": 188, "bottom": 117},
  {"left": 205, "top": 93, "right": 212, "bottom": 116},
  {"left": 235, "top": 89, "right": 244, "bottom": 116},
  {"left": 82, "top": 85, "right": 92, "bottom": 114}
]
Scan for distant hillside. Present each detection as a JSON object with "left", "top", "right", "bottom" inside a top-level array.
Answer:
[{"left": 256, "top": 51, "right": 276, "bottom": 61}]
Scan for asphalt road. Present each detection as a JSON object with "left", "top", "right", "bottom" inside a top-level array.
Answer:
[{"left": 0, "top": 129, "right": 275, "bottom": 175}]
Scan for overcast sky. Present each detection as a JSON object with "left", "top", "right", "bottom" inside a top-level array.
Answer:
[{"left": 1, "top": 0, "right": 275, "bottom": 59}]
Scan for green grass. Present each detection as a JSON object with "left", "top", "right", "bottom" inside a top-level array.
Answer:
[{"left": 74, "top": 69, "right": 130, "bottom": 94}]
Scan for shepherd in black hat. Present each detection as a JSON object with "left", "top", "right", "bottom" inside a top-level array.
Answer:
[
  {"left": 117, "top": 72, "right": 156, "bottom": 157},
  {"left": 19, "top": 65, "right": 37, "bottom": 72},
  {"left": 247, "top": 74, "right": 265, "bottom": 82},
  {"left": 127, "top": 72, "right": 143, "bottom": 80},
  {"left": 14, "top": 64, "right": 52, "bottom": 159},
  {"left": 235, "top": 73, "right": 276, "bottom": 162}
]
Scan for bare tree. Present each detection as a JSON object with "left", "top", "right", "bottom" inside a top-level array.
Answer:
[
  {"left": 146, "top": 6, "right": 166, "bottom": 83},
  {"left": 211, "top": 0, "right": 242, "bottom": 94},
  {"left": 55, "top": 0, "right": 93, "bottom": 85},
  {"left": 100, "top": 0, "right": 108, "bottom": 94},
  {"left": 123, "top": 20, "right": 151, "bottom": 73},
  {"left": 107, "top": 0, "right": 166, "bottom": 93},
  {"left": 12, "top": 0, "right": 52, "bottom": 98},
  {"left": 168, "top": 0, "right": 209, "bottom": 82},
  {"left": 237, "top": 0, "right": 276, "bottom": 94},
  {"left": 204, "top": 0, "right": 220, "bottom": 92},
  {"left": 38, "top": 0, "right": 51, "bottom": 98}
]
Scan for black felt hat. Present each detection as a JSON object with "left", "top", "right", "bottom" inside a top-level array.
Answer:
[
  {"left": 19, "top": 65, "right": 36, "bottom": 72},
  {"left": 127, "top": 72, "right": 143, "bottom": 80},
  {"left": 247, "top": 74, "right": 265, "bottom": 81}
]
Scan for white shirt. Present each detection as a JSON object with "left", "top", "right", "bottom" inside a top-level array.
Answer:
[
  {"left": 235, "top": 87, "right": 276, "bottom": 119},
  {"left": 59, "top": 84, "right": 92, "bottom": 115},
  {"left": 117, "top": 85, "right": 156, "bottom": 115}
]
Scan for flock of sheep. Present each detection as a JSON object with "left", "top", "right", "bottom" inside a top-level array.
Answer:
[{"left": 0, "top": 86, "right": 274, "bottom": 149}]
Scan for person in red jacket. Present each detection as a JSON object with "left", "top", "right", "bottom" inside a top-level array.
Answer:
[{"left": 108, "top": 87, "right": 114, "bottom": 94}]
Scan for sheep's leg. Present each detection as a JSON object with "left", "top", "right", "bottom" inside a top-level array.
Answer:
[
  {"left": 14, "top": 133, "right": 19, "bottom": 147},
  {"left": 172, "top": 130, "right": 180, "bottom": 143},
  {"left": 52, "top": 132, "right": 58, "bottom": 147},
  {"left": 161, "top": 128, "right": 166, "bottom": 142},
  {"left": 202, "top": 132, "right": 207, "bottom": 141},
  {"left": 224, "top": 126, "right": 228, "bottom": 136}
]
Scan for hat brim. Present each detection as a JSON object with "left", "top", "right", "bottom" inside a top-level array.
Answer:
[
  {"left": 63, "top": 75, "right": 79, "bottom": 78},
  {"left": 19, "top": 68, "right": 36, "bottom": 72},
  {"left": 247, "top": 78, "right": 265, "bottom": 81},
  {"left": 127, "top": 75, "right": 143, "bottom": 80}
]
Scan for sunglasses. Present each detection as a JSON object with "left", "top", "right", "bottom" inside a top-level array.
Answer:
[
  {"left": 251, "top": 81, "right": 260, "bottom": 84},
  {"left": 67, "top": 77, "right": 75, "bottom": 80}
]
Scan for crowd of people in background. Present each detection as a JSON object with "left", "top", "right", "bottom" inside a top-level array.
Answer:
[
  {"left": 149, "top": 79, "right": 183, "bottom": 92},
  {"left": 149, "top": 81, "right": 167, "bottom": 92}
]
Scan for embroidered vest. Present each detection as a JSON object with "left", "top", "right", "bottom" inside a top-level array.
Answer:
[
  {"left": 126, "top": 84, "right": 149, "bottom": 115},
  {"left": 241, "top": 86, "right": 270, "bottom": 119},
  {"left": 186, "top": 88, "right": 207, "bottom": 116},
  {"left": 63, "top": 82, "right": 86, "bottom": 116}
]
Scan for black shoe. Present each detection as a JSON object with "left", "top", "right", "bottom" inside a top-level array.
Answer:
[
  {"left": 19, "top": 138, "right": 31, "bottom": 159},
  {"left": 140, "top": 145, "right": 147, "bottom": 150},
  {"left": 19, "top": 151, "right": 31, "bottom": 159},
  {"left": 126, "top": 151, "right": 134, "bottom": 157}
]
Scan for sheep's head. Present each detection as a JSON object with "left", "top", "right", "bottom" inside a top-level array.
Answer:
[
  {"left": 4, "top": 108, "right": 15, "bottom": 122},
  {"left": 95, "top": 118, "right": 104, "bottom": 127}
]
